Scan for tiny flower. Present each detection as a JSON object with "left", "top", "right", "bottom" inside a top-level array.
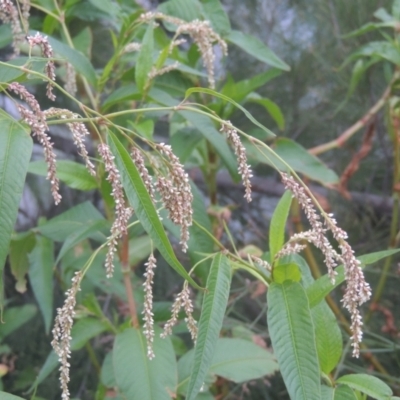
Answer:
[
  {"left": 156, "top": 143, "right": 193, "bottom": 252},
  {"left": 161, "top": 284, "right": 197, "bottom": 341},
  {"left": 142, "top": 253, "right": 157, "bottom": 359},
  {"left": 8, "top": 82, "right": 61, "bottom": 204},
  {"left": 51, "top": 271, "right": 83, "bottom": 400},
  {"left": 221, "top": 121, "right": 253, "bottom": 202},
  {"left": 98, "top": 143, "right": 133, "bottom": 277},
  {"left": 0, "top": 0, "right": 24, "bottom": 56},
  {"left": 27, "top": 32, "right": 56, "bottom": 100}
]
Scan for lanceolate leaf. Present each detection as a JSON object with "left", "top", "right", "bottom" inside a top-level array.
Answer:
[
  {"left": 0, "top": 392, "right": 26, "bottom": 400},
  {"left": 334, "top": 385, "right": 358, "bottom": 400},
  {"left": 29, "top": 235, "right": 54, "bottom": 334},
  {"left": 0, "top": 110, "right": 32, "bottom": 309},
  {"left": 336, "top": 374, "right": 392, "bottom": 400},
  {"left": 28, "top": 160, "right": 98, "bottom": 191},
  {"left": 267, "top": 282, "right": 321, "bottom": 400},
  {"left": 227, "top": 30, "right": 290, "bottom": 71},
  {"left": 184, "top": 88, "right": 276, "bottom": 140},
  {"left": 306, "top": 249, "right": 400, "bottom": 308},
  {"left": 186, "top": 253, "right": 231, "bottom": 400},
  {"left": 135, "top": 23, "right": 154, "bottom": 93},
  {"left": 269, "top": 190, "right": 292, "bottom": 261},
  {"left": 113, "top": 327, "right": 177, "bottom": 400},
  {"left": 311, "top": 302, "right": 342, "bottom": 375},
  {"left": 178, "top": 338, "right": 278, "bottom": 394},
  {"left": 108, "top": 131, "right": 200, "bottom": 288}
]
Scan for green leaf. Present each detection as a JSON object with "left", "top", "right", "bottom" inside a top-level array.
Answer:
[
  {"left": 210, "top": 338, "right": 278, "bottom": 382},
  {"left": 56, "top": 219, "right": 108, "bottom": 263},
  {"left": 336, "top": 374, "right": 392, "bottom": 400},
  {"left": 321, "top": 386, "right": 335, "bottom": 400},
  {"left": 88, "top": 0, "right": 120, "bottom": 19},
  {"left": 334, "top": 385, "right": 358, "bottom": 400},
  {"left": 28, "top": 236, "right": 54, "bottom": 334},
  {"left": 0, "top": 110, "right": 32, "bottom": 309},
  {"left": 269, "top": 190, "right": 292, "bottom": 261},
  {"left": 272, "top": 263, "right": 301, "bottom": 283},
  {"left": 171, "top": 128, "right": 203, "bottom": 163},
  {"left": 179, "top": 111, "right": 240, "bottom": 182},
  {"left": 184, "top": 88, "right": 276, "bottom": 140},
  {"left": 250, "top": 137, "right": 338, "bottom": 185},
  {"left": 101, "top": 351, "right": 116, "bottom": 388},
  {"left": 267, "top": 282, "right": 321, "bottom": 400},
  {"left": 200, "top": 0, "right": 231, "bottom": 36},
  {"left": 227, "top": 30, "right": 290, "bottom": 71},
  {"left": 311, "top": 302, "right": 342, "bottom": 375},
  {"left": 158, "top": 0, "right": 202, "bottom": 22},
  {"left": 42, "top": 33, "right": 97, "bottom": 86},
  {"left": 28, "top": 160, "right": 97, "bottom": 191},
  {"left": 355, "top": 41, "right": 400, "bottom": 65},
  {"left": 178, "top": 338, "right": 278, "bottom": 394},
  {"left": 221, "top": 69, "right": 282, "bottom": 105},
  {"left": 274, "top": 138, "right": 338, "bottom": 184},
  {"left": 107, "top": 131, "right": 200, "bottom": 288},
  {"left": 113, "top": 327, "right": 177, "bottom": 400},
  {"left": 393, "top": 0, "right": 400, "bottom": 20},
  {"left": 0, "top": 304, "right": 37, "bottom": 339},
  {"left": 247, "top": 97, "right": 285, "bottom": 130},
  {"left": 38, "top": 201, "right": 105, "bottom": 242},
  {"left": 9, "top": 232, "right": 36, "bottom": 293},
  {"left": 0, "top": 392, "right": 26, "bottom": 400},
  {"left": 306, "top": 249, "right": 400, "bottom": 308},
  {"left": 186, "top": 253, "right": 231, "bottom": 400},
  {"left": 136, "top": 24, "right": 154, "bottom": 93},
  {"left": 70, "top": 318, "right": 109, "bottom": 350},
  {"left": 102, "top": 84, "right": 141, "bottom": 109}
]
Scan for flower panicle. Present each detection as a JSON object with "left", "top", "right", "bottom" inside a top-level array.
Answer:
[
  {"left": 45, "top": 108, "right": 95, "bottom": 176},
  {"left": 281, "top": 172, "right": 371, "bottom": 357},
  {"left": 51, "top": 271, "right": 83, "bottom": 400},
  {"left": 0, "top": 0, "right": 24, "bottom": 56},
  {"left": 161, "top": 285, "right": 197, "bottom": 341},
  {"left": 27, "top": 32, "right": 56, "bottom": 101},
  {"left": 142, "top": 253, "right": 157, "bottom": 359},
  {"left": 139, "top": 12, "right": 227, "bottom": 89},
  {"left": 156, "top": 143, "right": 193, "bottom": 252},
  {"left": 98, "top": 143, "right": 133, "bottom": 278},
  {"left": 8, "top": 82, "right": 61, "bottom": 204},
  {"left": 221, "top": 121, "right": 253, "bottom": 202}
]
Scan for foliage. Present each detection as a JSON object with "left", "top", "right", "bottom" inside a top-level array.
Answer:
[{"left": 0, "top": 1, "right": 398, "bottom": 400}]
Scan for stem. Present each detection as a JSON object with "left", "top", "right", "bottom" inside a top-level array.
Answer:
[
  {"left": 121, "top": 234, "right": 139, "bottom": 328},
  {"left": 84, "top": 342, "right": 101, "bottom": 375},
  {"left": 367, "top": 108, "right": 400, "bottom": 319},
  {"left": 308, "top": 72, "right": 399, "bottom": 156}
]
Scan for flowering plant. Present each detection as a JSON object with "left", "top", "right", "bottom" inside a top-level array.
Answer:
[{"left": 0, "top": 1, "right": 398, "bottom": 399}]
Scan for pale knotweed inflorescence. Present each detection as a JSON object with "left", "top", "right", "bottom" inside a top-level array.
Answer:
[
  {"left": 161, "top": 284, "right": 197, "bottom": 341},
  {"left": 27, "top": 32, "right": 56, "bottom": 100},
  {"left": 98, "top": 143, "right": 133, "bottom": 278},
  {"left": 20, "top": 0, "right": 30, "bottom": 25},
  {"left": 148, "top": 61, "right": 180, "bottom": 80},
  {"left": 131, "top": 146, "right": 156, "bottom": 204},
  {"left": 123, "top": 42, "right": 141, "bottom": 53},
  {"left": 139, "top": 12, "right": 227, "bottom": 89},
  {"left": 142, "top": 253, "right": 157, "bottom": 359},
  {"left": 156, "top": 143, "right": 193, "bottom": 252},
  {"left": 51, "top": 271, "right": 82, "bottom": 400},
  {"left": 221, "top": 121, "right": 253, "bottom": 202},
  {"left": 64, "top": 63, "right": 77, "bottom": 96},
  {"left": 0, "top": 0, "right": 24, "bottom": 56},
  {"left": 8, "top": 82, "right": 61, "bottom": 204},
  {"left": 44, "top": 108, "right": 96, "bottom": 176},
  {"left": 281, "top": 172, "right": 371, "bottom": 357}
]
